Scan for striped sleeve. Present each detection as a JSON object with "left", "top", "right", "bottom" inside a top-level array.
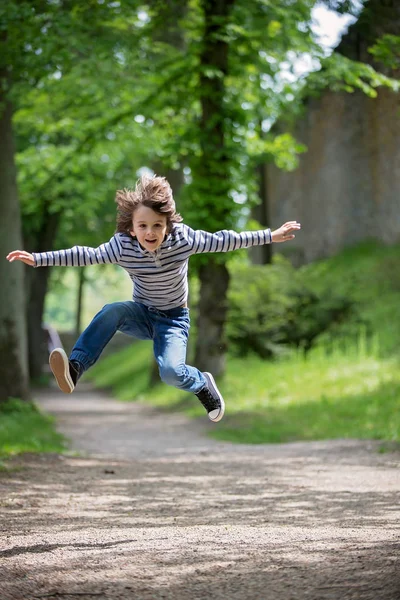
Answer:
[
  {"left": 185, "top": 226, "right": 272, "bottom": 255},
  {"left": 32, "top": 235, "right": 123, "bottom": 268}
]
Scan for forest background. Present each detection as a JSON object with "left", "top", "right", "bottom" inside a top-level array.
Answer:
[{"left": 1, "top": 0, "right": 400, "bottom": 448}]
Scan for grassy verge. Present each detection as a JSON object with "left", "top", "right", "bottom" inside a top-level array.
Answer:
[
  {"left": 85, "top": 337, "right": 400, "bottom": 444},
  {"left": 0, "top": 398, "right": 66, "bottom": 466},
  {"left": 85, "top": 241, "right": 400, "bottom": 445}
]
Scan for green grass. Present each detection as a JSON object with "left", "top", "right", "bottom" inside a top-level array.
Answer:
[
  {"left": 213, "top": 352, "right": 400, "bottom": 443},
  {"left": 85, "top": 241, "right": 400, "bottom": 445},
  {"left": 300, "top": 240, "right": 400, "bottom": 356},
  {"left": 86, "top": 338, "right": 400, "bottom": 444},
  {"left": 0, "top": 398, "right": 66, "bottom": 463}
]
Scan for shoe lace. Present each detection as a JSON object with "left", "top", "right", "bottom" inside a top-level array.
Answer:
[{"left": 196, "top": 387, "right": 219, "bottom": 412}]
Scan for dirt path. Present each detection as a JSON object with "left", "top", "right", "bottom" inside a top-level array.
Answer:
[{"left": 1, "top": 383, "right": 400, "bottom": 600}]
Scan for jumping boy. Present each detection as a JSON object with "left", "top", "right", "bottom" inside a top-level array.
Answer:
[{"left": 7, "top": 174, "right": 301, "bottom": 423}]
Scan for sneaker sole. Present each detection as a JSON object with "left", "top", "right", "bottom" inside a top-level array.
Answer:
[
  {"left": 49, "top": 349, "right": 74, "bottom": 394},
  {"left": 204, "top": 372, "right": 225, "bottom": 422}
]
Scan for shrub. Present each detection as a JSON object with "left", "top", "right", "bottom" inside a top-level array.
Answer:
[{"left": 226, "top": 256, "right": 357, "bottom": 358}]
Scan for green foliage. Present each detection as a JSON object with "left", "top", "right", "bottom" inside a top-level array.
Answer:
[
  {"left": 2, "top": 1, "right": 140, "bottom": 96},
  {"left": 8, "top": 0, "right": 193, "bottom": 255},
  {"left": 7, "top": 0, "right": 400, "bottom": 388},
  {"left": 0, "top": 398, "right": 66, "bottom": 458},
  {"left": 226, "top": 255, "right": 356, "bottom": 358},
  {"left": 9, "top": 0, "right": 398, "bottom": 257},
  {"left": 300, "top": 241, "right": 400, "bottom": 355},
  {"left": 226, "top": 241, "right": 400, "bottom": 360},
  {"left": 246, "top": 133, "right": 307, "bottom": 170},
  {"left": 307, "top": 52, "right": 399, "bottom": 98},
  {"left": 369, "top": 34, "right": 400, "bottom": 70}
]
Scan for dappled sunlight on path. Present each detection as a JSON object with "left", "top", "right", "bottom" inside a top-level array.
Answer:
[{"left": 1, "top": 384, "right": 399, "bottom": 599}]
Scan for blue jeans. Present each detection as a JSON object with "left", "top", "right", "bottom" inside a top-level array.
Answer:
[{"left": 70, "top": 301, "right": 206, "bottom": 394}]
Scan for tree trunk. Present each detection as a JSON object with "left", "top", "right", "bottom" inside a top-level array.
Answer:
[
  {"left": 195, "top": 260, "right": 230, "bottom": 375},
  {"left": 0, "top": 88, "right": 29, "bottom": 402},
  {"left": 251, "top": 162, "right": 272, "bottom": 265},
  {"left": 24, "top": 210, "right": 60, "bottom": 381},
  {"left": 75, "top": 268, "right": 85, "bottom": 339},
  {"left": 27, "top": 269, "right": 51, "bottom": 382},
  {"left": 193, "top": 0, "right": 235, "bottom": 376}
]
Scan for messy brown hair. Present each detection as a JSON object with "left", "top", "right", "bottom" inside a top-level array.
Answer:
[{"left": 115, "top": 174, "right": 182, "bottom": 235}]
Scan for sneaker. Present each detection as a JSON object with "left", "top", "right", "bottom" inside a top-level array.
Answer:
[
  {"left": 195, "top": 372, "right": 225, "bottom": 422},
  {"left": 49, "top": 348, "right": 82, "bottom": 394}
]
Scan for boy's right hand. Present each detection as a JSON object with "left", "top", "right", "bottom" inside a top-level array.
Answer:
[{"left": 6, "top": 250, "right": 35, "bottom": 266}]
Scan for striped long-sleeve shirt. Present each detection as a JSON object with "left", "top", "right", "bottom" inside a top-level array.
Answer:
[{"left": 33, "top": 223, "right": 272, "bottom": 310}]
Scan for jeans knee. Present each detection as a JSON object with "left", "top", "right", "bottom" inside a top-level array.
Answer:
[
  {"left": 159, "top": 364, "right": 186, "bottom": 388},
  {"left": 99, "top": 302, "right": 129, "bottom": 325},
  {"left": 92, "top": 302, "right": 127, "bottom": 329}
]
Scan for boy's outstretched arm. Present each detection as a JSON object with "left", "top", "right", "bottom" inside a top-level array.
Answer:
[
  {"left": 7, "top": 236, "right": 122, "bottom": 268},
  {"left": 6, "top": 250, "right": 35, "bottom": 266},
  {"left": 271, "top": 221, "right": 301, "bottom": 243},
  {"left": 186, "top": 220, "right": 301, "bottom": 255}
]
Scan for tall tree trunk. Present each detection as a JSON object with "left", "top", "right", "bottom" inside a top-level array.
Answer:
[
  {"left": 0, "top": 87, "right": 29, "bottom": 402},
  {"left": 251, "top": 163, "right": 272, "bottom": 265},
  {"left": 24, "top": 210, "right": 60, "bottom": 381},
  {"left": 195, "top": 260, "right": 230, "bottom": 375},
  {"left": 27, "top": 269, "right": 51, "bottom": 382},
  {"left": 193, "top": 0, "right": 235, "bottom": 376},
  {"left": 75, "top": 268, "right": 85, "bottom": 339}
]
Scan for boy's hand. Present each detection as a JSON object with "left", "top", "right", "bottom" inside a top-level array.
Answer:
[
  {"left": 6, "top": 250, "right": 35, "bottom": 266},
  {"left": 271, "top": 221, "right": 301, "bottom": 243}
]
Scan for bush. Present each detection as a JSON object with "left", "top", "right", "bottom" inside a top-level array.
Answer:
[{"left": 227, "top": 255, "right": 357, "bottom": 358}]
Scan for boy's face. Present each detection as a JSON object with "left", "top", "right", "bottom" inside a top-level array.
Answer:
[{"left": 130, "top": 205, "right": 168, "bottom": 252}]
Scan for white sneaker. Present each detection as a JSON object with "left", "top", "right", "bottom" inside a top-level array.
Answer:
[{"left": 49, "top": 348, "right": 77, "bottom": 394}]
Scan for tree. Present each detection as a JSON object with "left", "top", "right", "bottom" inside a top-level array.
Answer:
[
  {"left": 188, "top": 0, "right": 398, "bottom": 373},
  {"left": 185, "top": 0, "right": 324, "bottom": 373},
  {"left": 0, "top": 67, "right": 29, "bottom": 401},
  {"left": 13, "top": 0, "right": 193, "bottom": 380},
  {"left": 4, "top": 0, "right": 145, "bottom": 380},
  {"left": 187, "top": 0, "right": 235, "bottom": 375},
  {"left": 9, "top": 0, "right": 398, "bottom": 389}
]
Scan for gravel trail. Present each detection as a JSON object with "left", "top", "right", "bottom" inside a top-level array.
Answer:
[{"left": 1, "top": 383, "right": 399, "bottom": 600}]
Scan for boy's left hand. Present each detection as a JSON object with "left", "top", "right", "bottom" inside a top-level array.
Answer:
[{"left": 271, "top": 221, "right": 301, "bottom": 243}]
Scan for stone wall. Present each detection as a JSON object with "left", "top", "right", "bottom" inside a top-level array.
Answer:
[{"left": 267, "top": 86, "right": 400, "bottom": 264}]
